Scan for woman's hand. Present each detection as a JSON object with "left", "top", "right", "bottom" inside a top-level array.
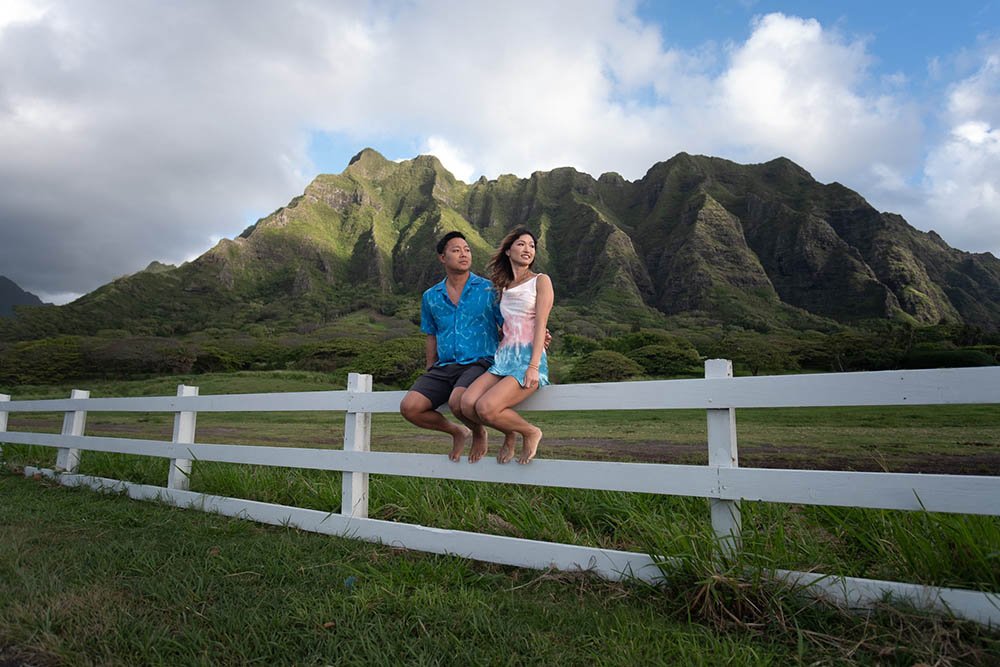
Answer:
[{"left": 524, "top": 366, "right": 540, "bottom": 389}]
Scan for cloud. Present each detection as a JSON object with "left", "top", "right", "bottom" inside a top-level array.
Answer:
[
  {"left": 420, "top": 137, "right": 476, "bottom": 183},
  {"left": 919, "top": 51, "right": 1000, "bottom": 256},
  {"left": 711, "top": 14, "right": 922, "bottom": 177},
  {"left": 0, "top": 2, "right": 996, "bottom": 305}
]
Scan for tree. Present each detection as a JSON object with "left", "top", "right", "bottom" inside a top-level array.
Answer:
[{"left": 570, "top": 351, "right": 643, "bottom": 383}]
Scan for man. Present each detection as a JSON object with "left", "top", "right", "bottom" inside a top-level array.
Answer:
[{"left": 400, "top": 231, "right": 502, "bottom": 463}]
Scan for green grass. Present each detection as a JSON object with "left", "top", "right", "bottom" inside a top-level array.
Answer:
[
  {"left": 3, "top": 474, "right": 999, "bottom": 666},
  {"left": 2, "top": 371, "right": 1000, "bottom": 663}
]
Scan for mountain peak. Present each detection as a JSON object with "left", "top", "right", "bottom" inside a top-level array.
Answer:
[
  {"left": 0, "top": 275, "right": 46, "bottom": 317},
  {"left": 345, "top": 148, "right": 395, "bottom": 180},
  {"left": 348, "top": 147, "right": 387, "bottom": 166}
]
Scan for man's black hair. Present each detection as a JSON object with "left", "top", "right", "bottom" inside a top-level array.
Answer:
[{"left": 436, "top": 231, "right": 467, "bottom": 255}]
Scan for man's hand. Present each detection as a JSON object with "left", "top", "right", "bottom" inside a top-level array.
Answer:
[{"left": 543, "top": 328, "right": 553, "bottom": 351}]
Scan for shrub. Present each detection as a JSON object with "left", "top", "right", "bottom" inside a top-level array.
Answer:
[
  {"left": 0, "top": 336, "right": 85, "bottom": 384},
  {"left": 294, "top": 339, "right": 374, "bottom": 372},
  {"left": 560, "top": 334, "right": 599, "bottom": 356},
  {"left": 602, "top": 330, "right": 680, "bottom": 354},
  {"left": 569, "top": 350, "right": 643, "bottom": 383},
  {"left": 192, "top": 346, "right": 241, "bottom": 373},
  {"left": 626, "top": 344, "right": 701, "bottom": 377},
  {"left": 348, "top": 337, "right": 425, "bottom": 387},
  {"left": 900, "top": 349, "right": 996, "bottom": 369},
  {"left": 86, "top": 337, "right": 197, "bottom": 377}
]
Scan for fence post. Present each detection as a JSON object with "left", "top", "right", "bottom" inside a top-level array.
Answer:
[
  {"left": 55, "top": 389, "right": 89, "bottom": 473},
  {"left": 342, "top": 373, "right": 372, "bottom": 518},
  {"left": 167, "top": 384, "right": 199, "bottom": 490},
  {"left": 706, "top": 359, "right": 741, "bottom": 557},
  {"left": 0, "top": 393, "right": 9, "bottom": 461}
]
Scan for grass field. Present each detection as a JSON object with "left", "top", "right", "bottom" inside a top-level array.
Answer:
[{"left": 2, "top": 371, "right": 1000, "bottom": 664}]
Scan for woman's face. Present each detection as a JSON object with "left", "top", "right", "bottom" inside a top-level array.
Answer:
[{"left": 507, "top": 234, "right": 536, "bottom": 268}]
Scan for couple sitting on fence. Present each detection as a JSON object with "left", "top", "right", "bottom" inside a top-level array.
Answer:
[{"left": 399, "top": 229, "right": 554, "bottom": 465}]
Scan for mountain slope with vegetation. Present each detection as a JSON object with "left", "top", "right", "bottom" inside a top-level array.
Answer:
[
  {"left": 2, "top": 149, "right": 998, "bottom": 386},
  {"left": 5, "top": 148, "right": 1000, "bottom": 339}
]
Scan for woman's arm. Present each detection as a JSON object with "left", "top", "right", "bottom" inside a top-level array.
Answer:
[{"left": 525, "top": 275, "right": 554, "bottom": 387}]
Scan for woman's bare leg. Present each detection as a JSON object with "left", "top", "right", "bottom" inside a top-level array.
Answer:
[
  {"left": 496, "top": 433, "right": 518, "bottom": 464},
  {"left": 474, "top": 376, "right": 542, "bottom": 464},
  {"left": 459, "top": 372, "right": 502, "bottom": 463}
]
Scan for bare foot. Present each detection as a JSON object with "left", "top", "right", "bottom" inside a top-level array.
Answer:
[
  {"left": 469, "top": 426, "right": 489, "bottom": 463},
  {"left": 497, "top": 433, "right": 517, "bottom": 464},
  {"left": 448, "top": 426, "right": 472, "bottom": 462},
  {"left": 518, "top": 428, "right": 542, "bottom": 464}
]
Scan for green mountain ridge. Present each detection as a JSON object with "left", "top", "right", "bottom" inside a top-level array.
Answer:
[{"left": 3, "top": 148, "right": 999, "bottom": 341}]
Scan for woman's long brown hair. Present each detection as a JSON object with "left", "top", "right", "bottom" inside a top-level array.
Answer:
[{"left": 488, "top": 227, "right": 537, "bottom": 295}]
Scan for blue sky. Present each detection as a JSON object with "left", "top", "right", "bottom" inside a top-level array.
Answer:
[{"left": 1, "top": 1, "right": 998, "bottom": 303}]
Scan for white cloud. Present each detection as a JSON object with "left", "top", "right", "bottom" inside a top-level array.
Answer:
[
  {"left": 711, "top": 13, "right": 921, "bottom": 178},
  {"left": 918, "top": 50, "right": 1000, "bottom": 256},
  {"left": 420, "top": 137, "right": 476, "bottom": 183},
  {"left": 0, "top": 0, "right": 47, "bottom": 30},
  {"left": 0, "top": 1, "right": 997, "bottom": 302}
]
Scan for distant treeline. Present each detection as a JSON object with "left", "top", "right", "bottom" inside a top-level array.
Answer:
[{"left": 1, "top": 321, "right": 997, "bottom": 389}]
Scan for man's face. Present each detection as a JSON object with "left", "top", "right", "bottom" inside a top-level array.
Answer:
[{"left": 439, "top": 237, "right": 472, "bottom": 272}]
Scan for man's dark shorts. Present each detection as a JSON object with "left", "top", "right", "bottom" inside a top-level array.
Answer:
[{"left": 410, "top": 359, "right": 492, "bottom": 409}]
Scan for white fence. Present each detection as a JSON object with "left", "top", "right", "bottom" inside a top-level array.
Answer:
[{"left": 2, "top": 361, "right": 999, "bottom": 625}]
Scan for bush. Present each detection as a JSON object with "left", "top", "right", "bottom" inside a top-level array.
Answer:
[
  {"left": 192, "top": 346, "right": 241, "bottom": 373},
  {"left": 602, "top": 330, "right": 681, "bottom": 354},
  {"left": 348, "top": 337, "right": 425, "bottom": 387},
  {"left": 0, "top": 336, "right": 85, "bottom": 384},
  {"left": 626, "top": 344, "right": 701, "bottom": 377},
  {"left": 86, "top": 337, "right": 197, "bottom": 376},
  {"left": 294, "top": 339, "right": 374, "bottom": 372},
  {"left": 900, "top": 349, "right": 996, "bottom": 369},
  {"left": 559, "top": 334, "right": 599, "bottom": 356},
  {"left": 569, "top": 350, "right": 643, "bottom": 383}
]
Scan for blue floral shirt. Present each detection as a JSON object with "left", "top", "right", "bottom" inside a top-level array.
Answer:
[{"left": 421, "top": 273, "right": 503, "bottom": 366}]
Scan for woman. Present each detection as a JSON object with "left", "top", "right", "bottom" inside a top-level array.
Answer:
[{"left": 461, "top": 227, "right": 553, "bottom": 464}]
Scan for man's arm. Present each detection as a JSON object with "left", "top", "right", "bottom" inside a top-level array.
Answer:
[{"left": 425, "top": 335, "right": 438, "bottom": 370}]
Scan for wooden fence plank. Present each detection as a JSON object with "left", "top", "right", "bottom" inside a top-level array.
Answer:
[
  {"left": 47, "top": 470, "right": 663, "bottom": 582},
  {"left": 5, "top": 367, "right": 999, "bottom": 414},
  {"left": 721, "top": 467, "right": 1000, "bottom": 514},
  {"left": 3, "top": 390, "right": 349, "bottom": 413},
  {"left": 0, "top": 431, "right": 719, "bottom": 496},
  {"left": 352, "top": 366, "right": 1000, "bottom": 412},
  {"left": 55, "top": 389, "right": 88, "bottom": 472},
  {"left": 342, "top": 373, "right": 372, "bottom": 518},
  {"left": 6, "top": 431, "right": 1000, "bottom": 515},
  {"left": 0, "top": 393, "right": 8, "bottom": 460},
  {"left": 167, "top": 385, "right": 198, "bottom": 490},
  {"left": 706, "top": 360, "right": 741, "bottom": 555}
]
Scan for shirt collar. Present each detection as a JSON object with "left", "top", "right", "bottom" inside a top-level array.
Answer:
[{"left": 432, "top": 272, "right": 484, "bottom": 293}]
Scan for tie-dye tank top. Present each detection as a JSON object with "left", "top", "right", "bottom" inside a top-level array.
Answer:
[{"left": 488, "top": 274, "right": 550, "bottom": 387}]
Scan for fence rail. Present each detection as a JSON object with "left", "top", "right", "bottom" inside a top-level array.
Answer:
[{"left": 2, "top": 361, "right": 999, "bottom": 625}]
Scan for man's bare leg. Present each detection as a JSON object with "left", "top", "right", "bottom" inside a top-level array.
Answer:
[
  {"left": 448, "top": 387, "right": 488, "bottom": 462},
  {"left": 400, "top": 391, "right": 470, "bottom": 462}
]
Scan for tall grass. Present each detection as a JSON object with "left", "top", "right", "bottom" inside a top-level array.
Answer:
[
  {"left": 3, "top": 472, "right": 998, "bottom": 665},
  {"left": 5, "top": 441, "right": 998, "bottom": 595}
]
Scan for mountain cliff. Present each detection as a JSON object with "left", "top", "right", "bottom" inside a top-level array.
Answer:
[
  {"left": 3, "top": 148, "right": 999, "bottom": 339},
  {"left": 0, "top": 276, "right": 45, "bottom": 318}
]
